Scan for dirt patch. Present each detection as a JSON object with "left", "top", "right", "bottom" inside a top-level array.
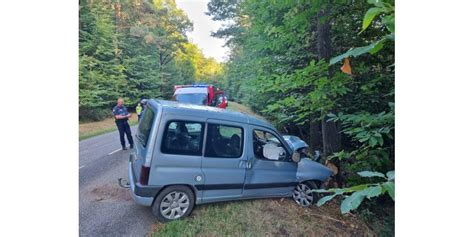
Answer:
[
  {"left": 251, "top": 198, "right": 372, "bottom": 236},
  {"left": 89, "top": 183, "right": 132, "bottom": 202}
]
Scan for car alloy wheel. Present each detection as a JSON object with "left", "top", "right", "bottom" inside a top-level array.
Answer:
[
  {"left": 152, "top": 185, "right": 195, "bottom": 222},
  {"left": 293, "top": 183, "right": 315, "bottom": 207},
  {"left": 159, "top": 191, "right": 190, "bottom": 220}
]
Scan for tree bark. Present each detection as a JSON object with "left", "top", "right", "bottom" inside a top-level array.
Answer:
[
  {"left": 321, "top": 117, "right": 341, "bottom": 157},
  {"left": 315, "top": 5, "right": 341, "bottom": 158},
  {"left": 309, "top": 119, "right": 322, "bottom": 153},
  {"left": 315, "top": 4, "right": 343, "bottom": 186}
]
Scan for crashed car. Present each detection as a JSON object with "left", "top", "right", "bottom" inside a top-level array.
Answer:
[{"left": 127, "top": 100, "right": 332, "bottom": 222}]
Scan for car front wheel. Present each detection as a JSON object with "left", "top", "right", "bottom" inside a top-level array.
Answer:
[
  {"left": 292, "top": 181, "right": 319, "bottom": 207},
  {"left": 152, "top": 185, "right": 195, "bottom": 222}
]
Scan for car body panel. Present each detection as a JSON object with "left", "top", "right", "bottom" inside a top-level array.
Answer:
[
  {"left": 296, "top": 158, "right": 333, "bottom": 183},
  {"left": 128, "top": 161, "right": 155, "bottom": 206},
  {"left": 200, "top": 119, "right": 248, "bottom": 202},
  {"left": 148, "top": 113, "right": 206, "bottom": 195},
  {"left": 242, "top": 125, "right": 297, "bottom": 197}
]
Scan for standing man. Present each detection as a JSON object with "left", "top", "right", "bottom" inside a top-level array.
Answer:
[
  {"left": 113, "top": 98, "right": 134, "bottom": 150},
  {"left": 136, "top": 101, "right": 143, "bottom": 121}
]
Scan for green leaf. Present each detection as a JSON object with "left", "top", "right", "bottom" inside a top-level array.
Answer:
[
  {"left": 357, "top": 171, "right": 386, "bottom": 178},
  {"left": 369, "top": 39, "right": 384, "bottom": 55},
  {"left": 365, "top": 185, "right": 383, "bottom": 199},
  {"left": 382, "top": 181, "right": 395, "bottom": 200},
  {"left": 369, "top": 136, "right": 377, "bottom": 147},
  {"left": 346, "top": 184, "right": 370, "bottom": 192},
  {"left": 376, "top": 136, "right": 384, "bottom": 146},
  {"left": 386, "top": 171, "right": 395, "bottom": 181},
  {"left": 361, "top": 7, "right": 385, "bottom": 33},
  {"left": 317, "top": 194, "right": 337, "bottom": 206},
  {"left": 382, "top": 15, "right": 395, "bottom": 33},
  {"left": 341, "top": 191, "right": 366, "bottom": 214},
  {"left": 329, "top": 39, "right": 385, "bottom": 65},
  {"left": 313, "top": 189, "right": 331, "bottom": 193},
  {"left": 385, "top": 33, "right": 395, "bottom": 41},
  {"left": 367, "top": 0, "right": 384, "bottom": 7}
]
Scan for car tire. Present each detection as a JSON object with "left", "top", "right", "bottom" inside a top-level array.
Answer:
[
  {"left": 292, "top": 181, "right": 320, "bottom": 207},
  {"left": 152, "top": 185, "right": 195, "bottom": 222}
]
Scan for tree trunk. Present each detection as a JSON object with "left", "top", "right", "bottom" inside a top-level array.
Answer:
[
  {"left": 316, "top": 7, "right": 332, "bottom": 62},
  {"left": 316, "top": 5, "right": 341, "bottom": 157},
  {"left": 309, "top": 119, "right": 322, "bottom": 153},
  {"left": 315, "top": 5, "right": 343, "bottom": 186},
  {"left": 321, "top": 118, "right": 341, "bottom": 157}
]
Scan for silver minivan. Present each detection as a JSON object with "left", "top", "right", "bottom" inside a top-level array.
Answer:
[{"left": 128, "top": 100, "right": 332, "bottom": 222}]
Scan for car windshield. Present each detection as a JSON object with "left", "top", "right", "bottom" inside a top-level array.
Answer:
[{"left": 175, "top": 93, "right": 207, "bottom": 105}]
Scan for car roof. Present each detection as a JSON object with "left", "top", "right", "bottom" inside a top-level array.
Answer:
[{"left": 149, "top": 99, "right": 276, "bottom": 130}]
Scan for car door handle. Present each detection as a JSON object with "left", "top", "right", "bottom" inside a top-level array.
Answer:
[{"left": 246, "top": 162, "right": 252, "bottom": 169}]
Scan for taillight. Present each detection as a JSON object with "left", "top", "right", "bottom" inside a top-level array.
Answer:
[{"left": 139, "top": 165, "right": 150, "bottom": 185}]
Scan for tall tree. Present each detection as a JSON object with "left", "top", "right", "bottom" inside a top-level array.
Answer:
[{"left": 79, "top": 0, "right": 223, "bottom": 121}]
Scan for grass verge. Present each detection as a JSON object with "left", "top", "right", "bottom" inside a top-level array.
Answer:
[
  {"left": 150, "top": 198, "right": 372, "bottom": 236},
  {"left": 79, "top": 113, "right": 138, "bottom": 141}
]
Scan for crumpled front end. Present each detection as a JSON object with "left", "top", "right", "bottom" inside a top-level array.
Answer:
[{"left": 296, "top": 158, "right": 333, "bottom": 183}]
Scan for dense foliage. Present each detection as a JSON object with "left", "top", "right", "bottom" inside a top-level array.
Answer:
[
  {"left": 79, "top": 0, "right": 223, "bottom": 121},
  {"left": 207, "top": 0, "right": 395, "bottom": 219}
]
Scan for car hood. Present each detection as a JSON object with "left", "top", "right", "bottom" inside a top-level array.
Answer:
[{"left": 283, "top": 135, "right": 308, "bottom": 152}]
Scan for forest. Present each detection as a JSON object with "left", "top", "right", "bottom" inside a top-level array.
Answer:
[
  {"left": 207, "top": 0, "right": 394, "bottom": 222},
  {"left": 79, "top": 0, "right": 224, "bottom": 121},
  {"left": 80, "top": 0, "right": 394, "bottom": 232}
]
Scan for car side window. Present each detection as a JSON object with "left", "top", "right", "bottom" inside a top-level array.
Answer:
[
  {"left": 253, "top": 129, "right": 287, "bottom": 161},
  {"left": 161, "top": 121, "right": 204, "bottom": 156},
  {"left": 205, "top": 124, "right": 243, "bottom": 158}
]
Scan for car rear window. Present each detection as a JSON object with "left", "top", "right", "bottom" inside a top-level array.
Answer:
[
  {"left": 174, "top": 93, "right": 207, "bottom": 105},
  {"left": 137, "top": 108, "right": 155, "bottom": 147},
  {"left": 161, "top": 121, "right": 204, "bottom": 156}
]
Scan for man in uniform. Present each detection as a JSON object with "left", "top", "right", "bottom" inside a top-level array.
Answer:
[{"left": 113, "top": 98, "right": 134, "bottom": 150}]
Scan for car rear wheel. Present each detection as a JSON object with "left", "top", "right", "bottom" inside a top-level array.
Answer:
[
  {"left": 152, "top": 185, "right": 195, "bottom": 222},
  {"left": 292, "top": 181, "right": 320, "bottom": 207}
]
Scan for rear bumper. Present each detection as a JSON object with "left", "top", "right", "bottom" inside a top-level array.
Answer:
[{"left": 128, "top": 162, "right": 161, "bottom": 206}]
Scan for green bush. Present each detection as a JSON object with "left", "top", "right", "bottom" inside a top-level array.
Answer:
[{"left": 79, "top": 107, "right": 112, "bottom": 122}]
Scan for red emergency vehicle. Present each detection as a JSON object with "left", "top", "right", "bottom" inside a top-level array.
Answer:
[{"left": 171, "top": 84, "right": 228, "bottom": 109}]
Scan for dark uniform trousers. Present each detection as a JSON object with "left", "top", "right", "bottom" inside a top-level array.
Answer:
[{"left": 116, "top": 119, "right": 133, "bottom": 147}]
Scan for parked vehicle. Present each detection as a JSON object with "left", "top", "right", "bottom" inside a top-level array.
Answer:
[
  {"left": 171, "top": 84, "right": 228, "bottom": 109},
  {"left": 128, "top": 100, "right": 332, "bottom": 222}
]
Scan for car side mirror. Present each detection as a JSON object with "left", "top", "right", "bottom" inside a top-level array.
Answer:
[{"left": 291, "top": 152, "right": 301, "bottom": 163}]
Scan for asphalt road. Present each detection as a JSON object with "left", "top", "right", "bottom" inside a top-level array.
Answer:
[{"left": 79, "top": 126, "right": 156, "bottom": 237}]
